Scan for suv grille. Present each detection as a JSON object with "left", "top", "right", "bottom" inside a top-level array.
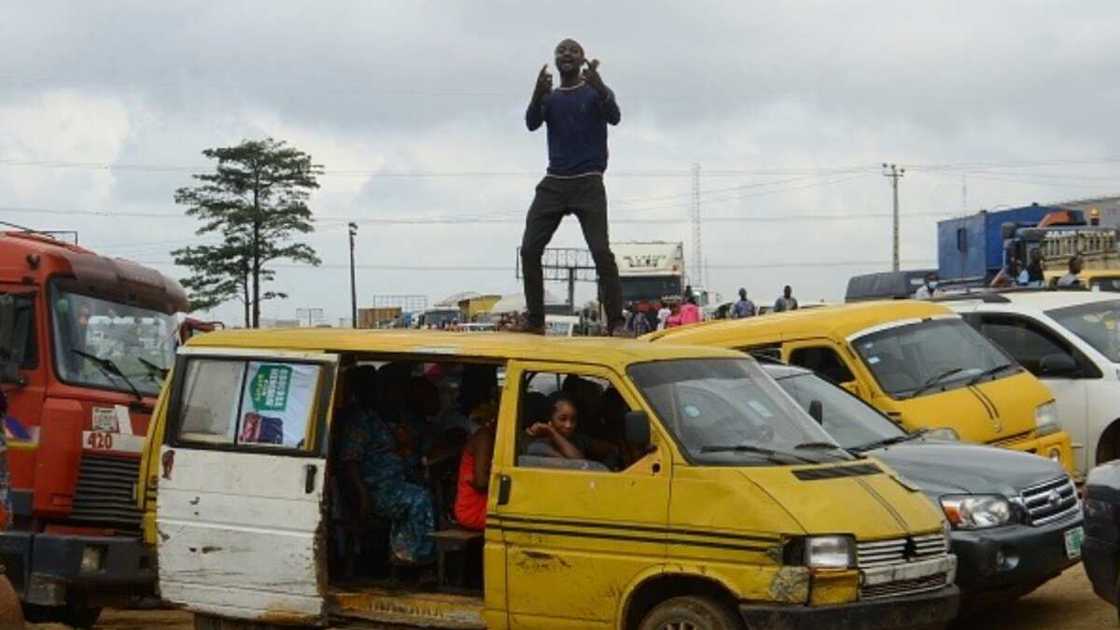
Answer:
[
  {"left": 71, "top": 453, "right": 142, "bottom": 531},
  {"left": 1021, "top": 476, "right": 1079, "bottom": 526},
  {"left": 856, "top": 533, "right": 948, "bottom": 568}
]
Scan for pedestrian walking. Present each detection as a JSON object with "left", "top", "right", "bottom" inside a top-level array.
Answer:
[
  {"left": 679, "top": 294, "right": 702, "bottom": 325},
  {"left": 731, "top": 288, "right": 756, "bottom": 318},
  {"left": 1057, "top": 256, "right": 1084, "bottom": 288},
  {"left": 913, "top": 273, "right": 943, "bottom": 300},
  {"left": 656, "top": 300, "right": 671, "bottom": 330},
  {"left": 519, "top": 38, "right": 626, "bottom": 336},
  {"left": 773, "top": 285, "right": 799, "bottom": 312},
  {"left": 1022, "top": 249, "right": 1046, "bottom": 287}
]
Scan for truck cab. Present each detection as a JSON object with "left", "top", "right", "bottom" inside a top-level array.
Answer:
[{"left": 0, "top": 231, "right": 187, "bottom": 626}]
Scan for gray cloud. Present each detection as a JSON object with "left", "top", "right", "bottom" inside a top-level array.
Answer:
[{"left": 4, "top": 1, "right": 1120, "bottom": 323}]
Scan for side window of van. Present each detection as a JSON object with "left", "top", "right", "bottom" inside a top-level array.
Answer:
[
  {"left": 788, "top": 346, "right": 855, "bottom": 384},
  {"left": 516, "top": 371, "right": 649, "bottom": 472},
  {"left": 976, "top": 315, "right": 1093, "bottom": 378},
  {"left": 175, "top": 357, "right": 324, "bottom": 451},
  {"left": 745, "top": 344, "right": 783, "bottom": 363}
]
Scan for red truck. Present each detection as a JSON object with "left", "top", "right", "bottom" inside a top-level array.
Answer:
[{"left": 0, "top": 230, "right": 187, "bottom": 627}]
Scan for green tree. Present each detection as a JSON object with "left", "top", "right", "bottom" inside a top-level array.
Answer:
[{"left": 171, "top": 138, "right": 323, "bottom": 328}]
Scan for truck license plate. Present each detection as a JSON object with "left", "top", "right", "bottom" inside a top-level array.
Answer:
[{"left": 1065, "top": 526, "right": 1084, "bottom": 560}]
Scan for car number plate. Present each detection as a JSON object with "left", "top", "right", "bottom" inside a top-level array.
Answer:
[{"left": 1065, "top": 526, "right": 1084, "bottom": 560}]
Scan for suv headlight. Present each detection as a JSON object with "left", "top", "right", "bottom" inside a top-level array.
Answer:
[
  {"left": 940, "top": 495, "right": 1013, "bottom": 529},
  {"left": 804, "top": 535, "right": 856, "bottom": 568},
  {"left": 1035, "top": 401, "right": 1058, "bottom": 434}
]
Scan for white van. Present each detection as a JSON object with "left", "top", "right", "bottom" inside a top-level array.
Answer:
[{"left": 946, "top": 291, "right": 1120, "bottom": 477}]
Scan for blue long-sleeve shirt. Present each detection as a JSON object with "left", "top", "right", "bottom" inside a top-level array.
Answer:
[{"left": 526, "top": 83, "right": 621, "bottom": 177}]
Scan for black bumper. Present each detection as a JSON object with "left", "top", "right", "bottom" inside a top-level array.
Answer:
[
  {"left": 950, "top": 515, "right": 1082, "bottom": 596},
  {"left": 0, "top": 531, "right": 155, "bottom": 606},
  {"left": 739, "top": 585, "right": 959, "bottom": 630}
]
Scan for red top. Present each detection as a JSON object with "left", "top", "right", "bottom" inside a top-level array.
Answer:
[
  {"left": 454, "top": 447, "right": 487, "bottom": 530},
  {"left": 679, "top": 303, "right": 702, "bottom": 324}
]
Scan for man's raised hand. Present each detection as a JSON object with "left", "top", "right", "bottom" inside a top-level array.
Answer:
[
  {"left": 582, "top": 59, "right": 605, "bottom": 92},
  {"left": 534, "top": 64, "right": 553, "bottom": 97}
]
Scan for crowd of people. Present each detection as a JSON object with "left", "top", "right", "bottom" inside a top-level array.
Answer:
[
  {"left": 911, "top": 253, "right": 1086, "bottom": 300},
  {"left": 620, "top": 284, "right": 801, "bottom": 334}
]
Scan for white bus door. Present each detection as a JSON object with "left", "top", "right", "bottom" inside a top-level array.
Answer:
[{"left": 156, "top": 349, "right": 337, "bottom": 623}]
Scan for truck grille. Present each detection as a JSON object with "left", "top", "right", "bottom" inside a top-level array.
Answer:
[
  {"left": 856, "top": 533, "right": 948, "bottom": 568},
  {"left": 861, "top": 573, "right": 948, "bottom": 600},
  {"left": 1020, "top": 476, "right": 1079, "bottom": 526},
  {"left": 71, "top": 453, "right": 142, "bottom": 531}
]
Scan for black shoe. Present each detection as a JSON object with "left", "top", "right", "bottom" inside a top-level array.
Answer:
[
  {"left": 512, "top": 322, "right": 546, "bottom": 335},
  {"left": 608, "top": 322, "right": 635, "bottom": 338}
]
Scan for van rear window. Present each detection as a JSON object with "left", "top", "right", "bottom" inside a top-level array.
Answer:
[{"left": 176, "top": 357, "right": 322, "bottom": 450}]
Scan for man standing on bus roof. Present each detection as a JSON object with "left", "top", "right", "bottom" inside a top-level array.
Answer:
[{"left": 520, "top": 38, "right": 626, "bottom": 336}]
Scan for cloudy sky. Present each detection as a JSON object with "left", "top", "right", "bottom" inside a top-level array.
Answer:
[{"left": 4, "top": 1, "right": 1120, "bottom": 324}]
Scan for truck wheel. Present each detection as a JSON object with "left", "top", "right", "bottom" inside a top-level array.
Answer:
[{"left": 638, "top": 595, "right": 743, "bottom": 630}]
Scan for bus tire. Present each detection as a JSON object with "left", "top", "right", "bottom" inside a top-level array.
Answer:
[{"left": 638, "top": 595, "right": 742, "bottom": 630}]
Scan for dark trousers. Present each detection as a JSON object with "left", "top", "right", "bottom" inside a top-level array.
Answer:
[{"left": 520, "top": 175, "right": 623, "bottom": 327}]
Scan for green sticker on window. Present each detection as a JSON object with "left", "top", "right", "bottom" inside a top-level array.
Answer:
[{"left": 249, "top": 364, "right": 293, "bottom": 411}]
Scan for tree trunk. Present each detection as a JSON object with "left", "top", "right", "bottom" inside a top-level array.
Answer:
[
  {"left": 251, "top": 169, "right": 261, "bottom": 329},
  {"left": 242, "top": 270, "right": 251, "bottom": 328}
]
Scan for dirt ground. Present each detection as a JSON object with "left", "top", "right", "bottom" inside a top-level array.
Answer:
[{"left": 22, "top": 567, "right": 1116, "bottom": 629}]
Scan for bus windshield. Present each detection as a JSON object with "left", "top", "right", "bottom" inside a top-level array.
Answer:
[
  {"left": 628, "top": 358, "right": 851, "bottom": 466},
  {"left": 852, "top": 317, "right": 1015, "bottom": 399},
  {"left": 1047, "top": 299, "right": 1120, "bottom": 362},
  {"left": 51, "top": 287, "right": 178, "bottom": 396}
]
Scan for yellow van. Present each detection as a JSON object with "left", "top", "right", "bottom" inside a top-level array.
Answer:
[
  {"left": 139, "top": 329, "right": 957, "bottom": 630},
  {"left": 648, "top": 301, "right": 1074, "bottom": 471}
]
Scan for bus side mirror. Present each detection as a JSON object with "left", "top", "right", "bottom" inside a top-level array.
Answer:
[
  {"left": 624, "top": 411, "right": 651, "bottom": 446},
  {"left": 808, "top": 400, "right": 823, "bottom": 424}
]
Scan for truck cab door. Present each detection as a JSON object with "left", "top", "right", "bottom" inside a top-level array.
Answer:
[{"left": 155, "top": 349, "right": 337, "bottom": 624}]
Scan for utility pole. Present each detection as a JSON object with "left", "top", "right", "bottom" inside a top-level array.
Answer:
[
  {"left": 691, "top": 163, "right": 703, "bottom": 287},
  {"left": 348, "top": 222, "right": 358, "bottom": 328},
  {"left": 881, "top": 163, "right": 905, "bottom": 271}
]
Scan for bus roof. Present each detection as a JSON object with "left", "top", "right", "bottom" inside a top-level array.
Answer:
[
  {"left": 185, "top": 328, "right": 744, "bottom": 368},
  {"left": 644, "top": 300, "right": 953, "bottom": 346}
]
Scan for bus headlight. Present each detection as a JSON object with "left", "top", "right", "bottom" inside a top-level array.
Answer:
[
  {"left": 804, "top": 535, "right": 856, "bottom": 569},
  {"left": 1035, "top": 402, "right": 1058, "bottom": 434}
]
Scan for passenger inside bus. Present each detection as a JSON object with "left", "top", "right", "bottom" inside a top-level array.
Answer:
[
  {"left": 525, "top": 394, "right": 589, "bottom": 459},
  {"left": 338, "top": 363, "right": 436, "bottom": 567},
  {"left": 453, "top": 405, "right": 497, "bottom": 531}
]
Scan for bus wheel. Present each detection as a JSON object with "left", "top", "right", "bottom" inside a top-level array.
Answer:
[{"left": 638, "top": 595, "right": 742, "bottom": 630}]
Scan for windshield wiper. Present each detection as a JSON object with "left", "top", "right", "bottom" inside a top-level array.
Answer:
[
  {"left": 72, "top": 349, "right": 142, "bottom": 401},
  {"left": 910, "top": 368, "right": 964, "bottom": 397},
  {"left": 699, "top": 443, "right": 818, "bottom": 464},
  {"left": 136, "top": 357, "right": 169, "bottom": 383},
  {"left": 851, "top": 428, "right": 932, "bottom": 452},
  {"left": 967, "top": 363, "right": 1014, "bottom": 386},
  {"left": 794, "top": 441, "right": 847, "bottom": 452}
]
